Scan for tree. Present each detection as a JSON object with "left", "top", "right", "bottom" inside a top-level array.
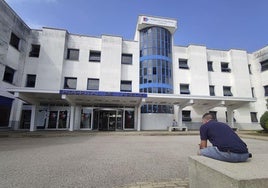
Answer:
[{"left": 260, "top": 111, "right": 268, "bottom": 132}]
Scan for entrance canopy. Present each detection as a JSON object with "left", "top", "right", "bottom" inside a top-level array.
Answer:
[
  {"left": 146, "top": 93, "right": 256, "bottom": 110},
  {"left": 10, "top": 89, "right": 147, "bottom": 107},
  {"left": 9, "top": 88, "right": 256, "bottom": 110}
]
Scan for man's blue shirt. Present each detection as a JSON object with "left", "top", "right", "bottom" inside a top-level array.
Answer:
[{"left": 200, "top": 120, "right": 248, "bottom": 153}]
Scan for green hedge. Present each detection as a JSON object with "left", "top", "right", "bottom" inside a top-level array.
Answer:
[{"left": 260, "top": 111, "right": 268, "bottom": 132}]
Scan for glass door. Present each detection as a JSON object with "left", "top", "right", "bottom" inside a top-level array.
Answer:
[
  {"left": 93, "top": 110, "right": 99, "bottom": 130},
  {"left": 48, "top": 111, "right": 57, "bottom": 128},
  {"left": 20, "top": 110, "right": 31, "bottom": 129},
  {"left": 108, "top": 111, "right": 116, "bottom": 131},
  {"left": 116, "top": 110, "right": 123, "bottom": 130},
  {"left": 99, "top": 110, "right": 108, "bottom": 130},
  {"left": 58, "top": 111, "right": 67, "bottom": 129},
  {"left": 93, "top": 109, "right": 124, "bottom": 131},
  {"left": 81, "top": 108, "right": 92, "bottom": 129}
]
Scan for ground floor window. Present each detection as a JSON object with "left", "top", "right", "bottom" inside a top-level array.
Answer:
[
  {"left": 81, "top": 108, "right": 92, "bottom": 129},
  {"left": 35, "top": 108, "right": 68, "bottom": 129},
  {"left": 209, "top": 111, "right": 217, "bottom": 120},
  {"left": 141, "top": 104, "right": 173, "bottom": 113},
  {"left": 182, "top": 110, "right": 192, "bottom": 121},
  {"left": 20, "top": 110, "right": 31, "bottom": 129},
  {"left": 125, "top": 110, "right": 134, "bottom": 129},
  {"left": 20, "top": 105, "right": 136, "bottom": 131},
  {"left": 250, "top": 112, "right": 258, "bottom": 122}
]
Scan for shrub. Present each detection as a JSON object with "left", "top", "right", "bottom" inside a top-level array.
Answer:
[{"left": 260, "top": 111, "right": 268, "bottom": 132}]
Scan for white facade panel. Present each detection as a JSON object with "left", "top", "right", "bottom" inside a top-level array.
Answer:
[
  {"left": 121, "top": 40, "right": 139, "bottom": 92},
  {"left": 33, "top": 28, "right": 67, "bottom": 90},
  {"left": 229, "top": 50, "right": 252, "bottom": 98},
  {"left": 99, "top": 35, "right": 122, "bottom": 92},
  {"left": 188, "top": 45, "right": 209, "bottom": 96}
]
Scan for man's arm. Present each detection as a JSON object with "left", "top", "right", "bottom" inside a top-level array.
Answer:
[{"left": 199, "top": 140, "right": 207, "bottom": 149}]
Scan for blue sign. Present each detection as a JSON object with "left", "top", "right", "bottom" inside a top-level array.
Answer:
[{"left": 60, "top": 90, "right": 147, "bottom": 98}]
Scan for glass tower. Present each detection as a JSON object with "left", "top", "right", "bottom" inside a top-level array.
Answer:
[{"left": 139, "top": 26, "right": 173, "bottom": 113}]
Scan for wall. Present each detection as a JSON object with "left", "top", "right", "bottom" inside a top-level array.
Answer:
[
  {"left": 251, "top": 46, "right": 268, "bottom": 119},
  {"left": 63, "top": 34, "right": 101, "bottom": 90},
  {"left": 0, "top": 0, "right": 30, "bottom": 128},
  {"left": 141, "top": 113, "right": 173, "bottom": 130},
  {"left": 99, "top": 35, "right": 122, "bottom": 92},
  {"left": 121, "top": 40, "right": 139, "bottom": 92}
]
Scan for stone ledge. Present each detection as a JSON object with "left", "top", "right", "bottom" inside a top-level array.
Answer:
[{"left": 189, "top": 154, "right": 268, "bottom": 188}]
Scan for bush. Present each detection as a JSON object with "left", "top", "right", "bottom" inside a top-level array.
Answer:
[{"left": 260, "top": 111, "right": 268, "bottom": 132}]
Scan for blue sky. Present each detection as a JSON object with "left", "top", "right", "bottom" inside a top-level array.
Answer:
[{"left": 5, "top": 0, "right": 268, "bottom": 52}]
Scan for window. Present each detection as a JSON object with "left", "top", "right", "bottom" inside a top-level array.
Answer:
[
  {"left": 9, "top": 32, "right": 20, "bottom": 50},
  {"left": 223, "top": 86, "right": 233, "bottom": 96},
  {"left": 121, "top": 53, "right": 133, "bottom": 64},
  {"left": 250, "top": 112, "right": 258, "bottom": 122},
  {"left": 87, "top": 78, "right": 99, "bottom": 90},
  {"left": 141, "top": 104, "right": 173, "bottom": 114},
  {"left": 153, "top": 67, "right": 157, "bottom": 75},
  {"left": 26, "top": 74, "right": 36, "bottom": 87},
  {"left": 179, "top": 59, "right": 189, "bottom": 69},
  {"left": 248, "top": 64, "right": 252, "bottom": 74},
  {"left": 3, "top": 66, "right": 15, "bottom": 84},
  {"left": 209, "top": 85, "right": 215, "bottom": 96},
  {"left": 29, "top": 44, "right": 40, "bottom": 57},
  {"left": 260, "top": 59, "right": 268, "bottom": 72},
  {"left": 64, "top": 77, "right": 77, "bottom": 89},
  {"left": 182, "top": 110, "right": 191, "bottom": 121},
  {"left": 221, "top": 62, "right": 231, "bottom": 72},
  {"left": 180, "top": 84, "right": 190, "bottom": 94},
  {"left": 207, "top": 61, "right": 213, "bottom": 71},
  {"left": 120, "top": 80, "right": 132, "bottom": 92},
  {"left": 67, "top": 49, "right": 79, "bottom": 60},
  {"left": 89, "top": 51, "right": 101, "bottom": 62},
  {"left": 209, "top": 111, "right": 217, "bottom": 120},
  {"left": 264, "top": 85, "right": 268, "bottom": 96}
]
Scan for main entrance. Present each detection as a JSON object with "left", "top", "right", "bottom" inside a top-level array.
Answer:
[{"left": 93, "top": 109, "right": 123, "bottom": 131}]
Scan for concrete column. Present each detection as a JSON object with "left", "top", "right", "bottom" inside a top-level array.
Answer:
[
  {"left": 8, "top": 99, "right": 23, "bottom": 130},
  {"left": 173, "top": 105, "right": 179, "bottom": 122},
  {"left": 30, "top": 105, "right": 36, "bottom": 132},
  {"left": 69, "top": 106, "right": 75, "bottom": 131},
  {"left": 74, "top": 106, "right": 81, "bottom": 130},
  {"left": 227, "top": 108, "right": 234, "bottom": 128},
  {"left": 136, "top": 102, "right": 142, "bottom": 131},
  {"left": 178, "top": 106, "right": 183, "bottom": 126}
]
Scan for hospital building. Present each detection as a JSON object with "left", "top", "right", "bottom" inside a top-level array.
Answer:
[{"left": 0, "top": 0, "right": 267, "bottom": 131}]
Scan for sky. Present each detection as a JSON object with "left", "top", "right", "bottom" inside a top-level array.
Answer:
[{"left": 4, "top": 0, "right": 268, "bottom": 53}]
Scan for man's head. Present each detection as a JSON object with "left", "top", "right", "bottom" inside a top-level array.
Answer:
[{"left": 202, "top": 113, "right": 215, "bottom": 124}]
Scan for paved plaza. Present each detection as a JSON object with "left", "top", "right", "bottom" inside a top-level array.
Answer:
[{"left": 0, "top": 132, "right": 267, "bottom": 188}]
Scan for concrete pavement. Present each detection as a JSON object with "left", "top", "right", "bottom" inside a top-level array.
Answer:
[{"left": 0, "top": 131, "right": 267, "bottom": 188}]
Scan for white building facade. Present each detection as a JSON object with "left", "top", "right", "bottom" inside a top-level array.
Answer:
[{"left": 1, "top": 1, "right": 267, "bottom": 131}]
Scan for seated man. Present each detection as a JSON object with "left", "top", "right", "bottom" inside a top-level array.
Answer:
[{"left": 199, "top": 113, "right": 252, "bottom": 162}]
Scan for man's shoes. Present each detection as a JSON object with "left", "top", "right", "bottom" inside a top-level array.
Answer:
[{"left": 248, "top": 153, "right": 252, "bottom": 158}]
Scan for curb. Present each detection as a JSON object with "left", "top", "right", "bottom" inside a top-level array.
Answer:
[
  {"left": 114, "top": 178, "right": 189, "bottom": 188},
  {"left": 0, "top": 131, "right": 200, "bottom": 138}
]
